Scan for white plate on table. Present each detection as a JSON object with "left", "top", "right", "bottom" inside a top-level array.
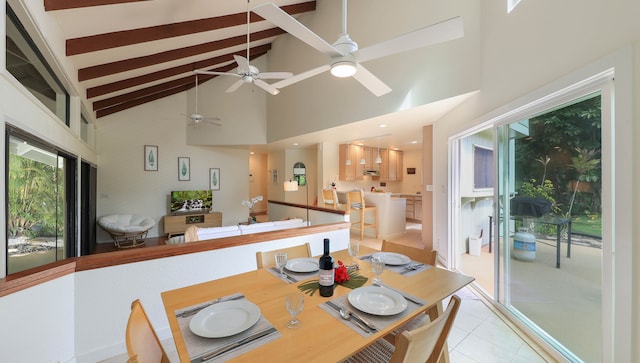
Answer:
[
  {"left": 285, "top": 258, "right": 319, "bottom": 273},
  {"left": 348, "top": 286, "right": 408, "bottom": 316},
  {"left": 189, "top": 300, "right": 261, "bottom": 338},
  {"left": 372, "top": 252, "right": 411, "bottom": 266}
]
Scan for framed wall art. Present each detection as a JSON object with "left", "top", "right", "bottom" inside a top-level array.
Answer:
[
  {"left": 210, "top": 168, "right": 220, "bottom": 190},
  {"left": 144, "top": 145, "right": 158, "bottom": 171},
  {"left": 178, "top": 157, "right": 190, "bottom": 181}
]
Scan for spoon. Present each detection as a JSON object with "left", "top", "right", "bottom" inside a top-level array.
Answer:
[{"left": 339, "top": 305, "right": 377, "bottom": 331}]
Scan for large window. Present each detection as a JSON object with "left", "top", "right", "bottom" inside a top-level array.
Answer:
[
  {"left": 5, "top": 4, "right": 70, "bottom": 125},
  {"left": 5, "top": 128, "right": 77, "bottom": 274}
]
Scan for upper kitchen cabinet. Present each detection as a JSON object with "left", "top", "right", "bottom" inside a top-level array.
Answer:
[
  {"left": 384, "top": 149, "right": 404, "bottom": 181},
  {"left": 339, "top": 144, "right": 364, "bottom": 181}
]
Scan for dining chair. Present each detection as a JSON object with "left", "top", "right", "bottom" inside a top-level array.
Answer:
[
  {"left": 347, "top": 190, "right": 378, "bottom": 240},
  {"left": 381, "top": 239, "right": 437, "bottom": 266},
  {"left": 343, "top": 295, "right": 461, "bottom": 363},
  {"left": 255, "top": 242, "right": 312, "bottom": 268},
  {"left": 322, "top": 189, "right": 340, "bottom": 209},
  {"left": 126, "top": 299, "right": 170, "bottom": 363}
]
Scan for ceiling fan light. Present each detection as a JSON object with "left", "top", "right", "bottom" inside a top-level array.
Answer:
[{"left": 331, "top": 60, "right": 357, "bottom": 77}]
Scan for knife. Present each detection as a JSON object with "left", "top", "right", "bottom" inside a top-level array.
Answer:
[
  {"left": 197, "top": 327, "right": 277, "bottom": 362},
  {"left": 176, "top": 295, "right": 243, "bottom": 318}
]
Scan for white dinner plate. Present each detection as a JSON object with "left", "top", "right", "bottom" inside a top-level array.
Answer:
[
  {"left": 372, "top": 252, "right": 411, "bottom": 266},
  {"left": 348, "top": 286, "right": 408, "bottom": 316},
  {"left": 189, "top": 300, "right": 261, "bottom": 338},
  {"left": 285, "top": 258, "right": 319, "bottom": 273}
]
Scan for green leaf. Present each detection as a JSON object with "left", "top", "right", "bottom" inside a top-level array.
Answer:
[{"left": 297, "top": 270, "right": 368, "bottom": 296}]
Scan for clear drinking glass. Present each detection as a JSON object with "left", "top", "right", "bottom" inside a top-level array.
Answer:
[
  {"left": 371, "top": 255, "right": 385, "bottom": 284},
  {"left": 275, "top": 252, "right": 288, "bottom": 278},
  {"left": 286, "top": 292, "right": 304, "bottom": 328},
  {"left": 348, "top": 241, "right": 360, "bottom": 268}
]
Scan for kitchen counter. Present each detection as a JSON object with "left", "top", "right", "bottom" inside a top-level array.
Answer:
[{"left": 337, "top": 191, "right": 406, "bottom": 239}]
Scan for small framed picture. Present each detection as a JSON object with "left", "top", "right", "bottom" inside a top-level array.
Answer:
[
  {"left": 144, "top": 145, "right": 158, "bottom": 171},
  {"left": 271, "top": 169, "right": 279, "bottom": 183},
  {"left": 178, "top": 157, "right": 190, "bottom": 181},
  {"left": 210, "top": 168, "right": 220, "bottom": 190}
]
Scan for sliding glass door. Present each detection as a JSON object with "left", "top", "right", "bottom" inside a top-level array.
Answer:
[
  {"left": 496, "top": 92, "right": 604, "bottom": 362},
  {"left": 6, "top": 130, "right": 76, "bottom": 274}
]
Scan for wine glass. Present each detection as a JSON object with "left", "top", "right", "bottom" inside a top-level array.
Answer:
[
  {"left": 286, "top": 292, "right": 304, "bottom": 328},
  {"left": 371, "top": 255, "right": 385, "bottom": 284},
  {"left": 348, "top": 241, "right": 360, "bottom": 269},
  {"left": 275, "top": 252, "right": 288, "bottom": 278}
]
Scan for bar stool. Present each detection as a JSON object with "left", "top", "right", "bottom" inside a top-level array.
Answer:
[
  {"left": 347, "top": 190, "right": 378, "bottom": 240},
  {"left": 321, "top": 189, "right": 340, "bottom": 209}
]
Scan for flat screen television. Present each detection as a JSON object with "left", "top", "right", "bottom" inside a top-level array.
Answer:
[{"left": 170, "top": 190, "right": 212, "bottom": 215}]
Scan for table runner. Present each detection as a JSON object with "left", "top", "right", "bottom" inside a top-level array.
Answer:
[
  {"left": 174, "top": 292, "right": 281, "bottom": 363},
  {"left": 318, "top": 284, "right": 426, "bottom": 337},
  {"left": 268, "top": 266, "right": 318, "bottom": 283},
  {"left": 358, "top": 254, "right": 432, "bottom": 276}
]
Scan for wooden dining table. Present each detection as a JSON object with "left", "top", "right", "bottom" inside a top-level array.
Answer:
[{"left": 161, "top": 246, "right": 474, "bottom": 363}]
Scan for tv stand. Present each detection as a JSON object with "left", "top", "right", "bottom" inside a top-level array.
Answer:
[{"left": 164, "top": 212, "right": 222, "bottom": 238}]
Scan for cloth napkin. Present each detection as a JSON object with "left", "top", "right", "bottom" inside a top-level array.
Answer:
[
  {"left": 268, "top": 266, "right": 318, "bottom": 283},
  {"left": 174, "top": 292, "right": 280, "bottom": 363},
  {"left": 318, "top": 285, "right": 426, "bottom": 337},
  {"left": 358, "top": 254, "right": 432, "bottom": 276}
]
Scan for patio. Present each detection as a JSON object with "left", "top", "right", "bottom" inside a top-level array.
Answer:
[{"left": 460, "top": 234, "right": 602, "bottom": 362}]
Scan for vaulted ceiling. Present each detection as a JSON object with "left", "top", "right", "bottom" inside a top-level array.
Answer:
[{"left": 43, "top": 0, "right": 317, "bottom": 118}]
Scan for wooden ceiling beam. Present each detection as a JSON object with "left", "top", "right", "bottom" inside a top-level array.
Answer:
[
  {"left": 78, "top": 27, "right": 284, "bottom": 81},
  {"left": 92, "top": 63, "right": 236, "bottom": 112},
  {"left": 86, "top": 45, "right": 271, "bottom": 99},
  {"left": 66, "top": 1, "right": 316, "bottom": 55},
  {"left": 45, "top": 0, "right": 148, "bottom": 11}
]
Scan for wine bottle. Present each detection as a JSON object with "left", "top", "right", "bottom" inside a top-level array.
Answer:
[{"left": 318, "top": 238, "right": 335, "bottom": 297}]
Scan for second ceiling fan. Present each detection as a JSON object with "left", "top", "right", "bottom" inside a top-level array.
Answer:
[
  {"left": 195, "top": 0, "right": 293, "bottom": 95},
  {"left": 253, "top": 0, "right": 464, "bottom": 96}
]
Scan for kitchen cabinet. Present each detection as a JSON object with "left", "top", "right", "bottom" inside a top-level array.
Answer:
[
  {"left": 339, "top": 144, "right": 364, "bottom": 181},
  {"left": 386, "top": 149, "right": 403, "bottom": 181}
]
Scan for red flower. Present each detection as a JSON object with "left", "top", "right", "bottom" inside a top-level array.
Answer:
[{"left": 334, "top": 260, "right": 350, "bottom": 284}]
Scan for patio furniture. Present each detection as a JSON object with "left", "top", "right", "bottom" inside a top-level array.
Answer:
[
  {"left": 512, "top": 215, "right": 572, "bottom": 268},
  {"left": 97, "top": 214, "right": 156, "bottom": 249}
]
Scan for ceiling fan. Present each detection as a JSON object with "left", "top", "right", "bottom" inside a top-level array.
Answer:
[
  {"left": 253, "top": 0, "right": 464, "bottom": 96},
  {"left": 195, "top": 0, "right": 293, "bottom": 95},
  {"left": 183, "top": 73, "right": 222, "bottom": 127}
]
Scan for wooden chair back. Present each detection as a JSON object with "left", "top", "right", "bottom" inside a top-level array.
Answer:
[
  {"left": 321, "top": 189, "right": 339, "bottom": 209},
  {"left": 346, "top": 190, "right": 378, "bottom": 240},
  {"left": 256, "top": 243, "right": 312, "bottom": 269},
  {"left": 381, "top": 240, "right": 437, "bottom": 266},
  {"left": 126, "top": 299, "right": 170, "bottom": 363},
  {"left": 391, "top": 295, "right": 461, "bottom": 363}
]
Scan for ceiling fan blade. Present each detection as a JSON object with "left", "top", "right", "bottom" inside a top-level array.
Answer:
[
  {"left": 233, "top": 55, "right": 251, "bottom": 73},
  {"left": 271, "top": 64, "right": 330, "bottom": 89},
  {"left": 225, "top": 79, "right": 245, "bottom": 93},
  {"left": 254, "top": 79, "right": 280, "bottom": 95},
  {"left": 202, "top": 117, "right": 222, "bottom": 126},
  {"left": 259, "top": 71, "right": 294, "bottom": 80},
  {"left": 357, "top": 16, "right": 464, "bottom": 63},
  {"left": 253, "top": 2, "right": 342, "bottom": 57},
  {"left": 196, "top": 70, "right": 242, "bottom": 78},
  {"left": 352, "top": 64, "right": 392, "bottom": 97}
]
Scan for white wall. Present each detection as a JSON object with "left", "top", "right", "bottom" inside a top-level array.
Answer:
[
  {"left": 95, "top": 95, "right": 253, "bottom": 242},
  {"left": 432, "top": 1, "right": 639, "bottom": 361}
]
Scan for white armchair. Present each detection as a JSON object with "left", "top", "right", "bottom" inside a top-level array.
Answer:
[{"left": 98, "top": 214, "right": 156, "bottom": 248}]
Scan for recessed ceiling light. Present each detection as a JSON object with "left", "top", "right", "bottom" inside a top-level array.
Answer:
[
  {"left": 411, "top": 141, "right": 418, "bottom": 144},
  {"left": 250, "top": 151, "right": 255, "bottom": 155},
  {"left": 293, "top": 143, "right": 299, "bottom": 146},
  {"left": 379, "top": 124, "right": 387, "bottom": 128}
]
